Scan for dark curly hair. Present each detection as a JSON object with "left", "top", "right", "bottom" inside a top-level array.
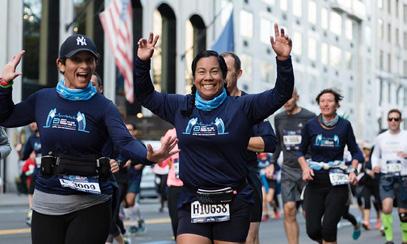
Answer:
[{"left": 315, "top": 88, "right": 343, "bottom": 107}]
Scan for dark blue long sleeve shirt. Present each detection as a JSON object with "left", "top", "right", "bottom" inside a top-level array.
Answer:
[
  {"left": 0, "top": 87, "right": 149, "bottom": 194},
  {"left": 134, "top": 56, "right": 293, "bottom": 196},
  {"left": 297, "top": 117, "right": 364, "bottom": 165}
]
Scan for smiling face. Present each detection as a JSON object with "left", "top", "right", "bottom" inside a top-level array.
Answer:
[
  {"left": 57, "top": 51, "right": 96, "bottom": 89},
  {"left": 318, "top": 92, "right": 338, "bottom": 117},
  {"left": 193, "top": 56, "right": 225, "bottom": 100}
]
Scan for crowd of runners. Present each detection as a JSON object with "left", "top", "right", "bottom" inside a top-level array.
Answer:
[{"left": 0, "top": 23, "right": 406, "bottom": 244}]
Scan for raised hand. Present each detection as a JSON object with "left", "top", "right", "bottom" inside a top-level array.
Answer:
[
  {"left": 1, "top": 50, "right": 25, "bottom": 84},
  {"left": 146, "top": 135, "right": 180, "bottom": 163},
  {"left": 137, "top": 33, "right": 159, "bottom": 61},
  {"left": 270, "top": 23, "right": 292, "bottom": 61}
]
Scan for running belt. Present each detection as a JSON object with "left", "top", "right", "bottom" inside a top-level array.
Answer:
[{"left": 307, "top": 160, "right": 347, "bottom": 171}]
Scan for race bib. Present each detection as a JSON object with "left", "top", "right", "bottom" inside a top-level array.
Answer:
[
  {"left": 329, "top": 171, "right": 349, "bottom": 186},
  {"left": 173, "top": 159, "right": 180, "bottom": 179},
  {"left": 386, "top": 160, "right": 402, "bottom": 174},
  {"left": 190, "top": 201, "right": 230, "bottom": 223},
  {"left": 283, "top": 130, "right": 302, "bottom": 150},
  {"left": 59, "top": 175, "right": 101, "bottom": 194}
]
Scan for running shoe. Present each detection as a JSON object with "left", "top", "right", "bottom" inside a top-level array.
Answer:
[
  {"left": 352, "top": 222, "right": 362, "bottom": 240},
  {"left": 123, "top": 236, "right": 132, "bottom": 244},
  {"left": 261, "top": 214, "right": 269, "bottom": 222},
  {"left": 362, "top": 220, "right": 370, "bottom": 230},
  {"left": 25, "top": 209, "right": 32, "bottom": 227},
  {"left": 128, "top": 225, "right": 139, "bottom": 235},
  {"left": 274, "top": 210, "right": 281, "bottom": 220},
  {"left": 375, "top": 219, "right": 381, "bottom": 230},
  {"left": 137, "top": 219, "right": 146, "bottom": 233}
]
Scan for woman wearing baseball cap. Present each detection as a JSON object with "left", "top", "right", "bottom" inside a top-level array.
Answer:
[{"left": 0, "top": 34, "right": 178, "bottom": 244}]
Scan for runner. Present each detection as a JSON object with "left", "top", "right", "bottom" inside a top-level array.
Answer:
[
  {"left": 371, "top": 108, "right": 407, "bottom": 244},
  {"left": 221, "top": 51, "right": 277, "bottom": 244},
  {"left": 298, "top": 89, "right": 363, "bottom": 244},
  {"left": 271, "top": 89, "right": 315, "bottom": 244},
  {"left": 134, "top": 24, "right": 293, "bottom": 243},
  {"left": 0, "top": 35, "right": 177, "bottom": 244}
]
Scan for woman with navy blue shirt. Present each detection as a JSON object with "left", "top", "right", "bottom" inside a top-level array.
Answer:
[
  {"left": 135, "top": 24, "right": 293, "bottom": 244},
  {"left": 0, "top": 35, "right": 177, "bottom": 244},
  {"left": 297, "top": 89, "right": 363, "bottom": 244}
]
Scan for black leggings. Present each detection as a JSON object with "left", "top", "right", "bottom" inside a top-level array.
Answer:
[
  {"left": 304, "top": 181, "right": 349, "bottom": 242},
  {"left": 362, "top": 183, "right": 381, "bottom": 211},
  {"left": 31, "top": 200, "right": 112, "bottom": 244},
  {"left": 342, "top": 206, "right": 357, "bottom": 226}
]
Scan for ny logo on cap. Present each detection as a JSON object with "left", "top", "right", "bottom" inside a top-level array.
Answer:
[{"left": 76, "top": 36, "right": 87, "bottom": 46}]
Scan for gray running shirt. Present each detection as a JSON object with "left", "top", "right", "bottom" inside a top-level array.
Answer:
[{"left": 272, "top": 108, "right": 316, "bottom": 169}]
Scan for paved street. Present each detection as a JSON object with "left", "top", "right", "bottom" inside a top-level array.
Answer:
[{"left": 0, "top": 194, "right": 402, "bottom": 243}]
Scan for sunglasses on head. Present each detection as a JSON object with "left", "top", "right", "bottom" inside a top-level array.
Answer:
[{"left": 388, "top": 117, "right": 401, "bottom": 122}]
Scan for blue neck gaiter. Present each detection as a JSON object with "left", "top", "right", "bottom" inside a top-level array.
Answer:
[
  {"left": 195, "top": 88, "right": 227, "bottom": 111},
  {"left": 56, "top": 80, "right": 97, "bottom": 101}
]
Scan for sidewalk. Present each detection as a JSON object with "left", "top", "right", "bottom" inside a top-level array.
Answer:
[{"left": 0, "top": 193, "right": 28, "bottom": 207}]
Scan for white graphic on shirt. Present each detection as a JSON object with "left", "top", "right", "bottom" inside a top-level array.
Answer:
[
  {"left": 43, "top": 108, "right": 89, "bottom": 133},
  {"left": 183, "top": 117, "right": 228, "bottom": 136}
]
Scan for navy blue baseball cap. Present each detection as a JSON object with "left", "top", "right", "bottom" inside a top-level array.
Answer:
[{"left": 59, "top": 34, "right": 99, "bottom": 59}]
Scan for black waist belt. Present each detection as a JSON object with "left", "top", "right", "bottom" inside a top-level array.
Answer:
[
  {"left": 40, "top": 154, "right": 111, "bottom": 179},
  {"left": 185, "top": 181, "right": 247, "bottom": 204}
]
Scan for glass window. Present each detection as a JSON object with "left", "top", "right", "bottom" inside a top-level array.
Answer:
[
  {"left": 345, "top": 19, "right": 353, "bottom": 40},
  {"left": 404, "top": 4, "right": 407, "bottom": 23},
  {"left": 152, "top": 10, "right": 163, "bottom": 92},
  {"left": 240, "top": 10, "right": 253, "bottom": 38},
  {"left": 388, "top": 0, "right": 391, "bottom": 14},
  {"left": 321, "top": 43, "right": 328, "bottom": 65},
  {"left": 348, "top": 87, "right": 353, "bottom": 103},
  {"left": 365, "top": 26, "right": 372, "bottom": 46},
  {"left": 378, "top": 18, "right": 384, "bottom": 40},
  {"left": 330, "top": 11, "right": 342, "bottom": 36},
  {"left": 280, "top": 0, "right": 288, "bottom": 12},
  {"left": 293, "top": 0, "right": 302, "bottom": 17},
  {"left": 308, "top": 0, "right": 317, "bottom": 24},
  {"left": 240, "top": 54, "right": 253, "bottom": 80},
  {"left": 293, "top": 32, "right": 302, "bottom": 55},
  {"left": 378, "top": 0, "right": 383, "bottom": 8},
  {"left": 344, "top": 51, "right": 352, "bottom": 70},
  {"left": 260, "top": 18, "right": 272, "bottom": 44},
  {"left": 329, "top": 45, "right": 342, "bottom": 67},
  {"left": 379, "top": 50, "right": 384, "bottom": 69},
  {"left": 260, "top": 61, "right": 274, "bottom": 83},
  {"left": 184, "top": 21, "right": 194, "bottom": 94},
  {"left": 396, "top": 28, "right": 400, "bottom": 46},
  {"left": 387, "top": 53, "right": 392, "bottom": 72},
  {"left": 308, "top": 37, "right": 317, "bottom": 61},
  {"left": 387, "top": 23, "right": 391, "bottom": 42},
  {"left": 404, "top": 60, "right": 407, "bottom": 76},
  {"left": 404, "top": 32, "right": 407, "bottom": 49},
  {"left": 262, "top": 0, "right": 275, "bottom": 4},
  {"left": 321, "top": 8, "right": 328, "bottom": 30},
  {"left": 396, "top": 0, "right": 399, "bottom": 17}
]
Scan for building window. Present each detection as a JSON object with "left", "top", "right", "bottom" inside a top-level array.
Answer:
[
  {"left": 308, "top": 37, "right": 317, "bottom": 61},
  {"left": 280, "top": 0, "right": 288, "bottom": 12},
  {"left": 321, "top": 8, "right": 328, "bottom": 30},
  {"left": 404, "top": 60, "right": 407, "bottom": 76},
  {"left": 293, "top": 32, "right": 302, "bottom": 55},
  {"left": 330, "top": 11, "right": 342, "bottom": 36},
  {"left": 308, "top": 0, "right": 317, "bottom": 24},
  {"left": 260, "top": 18, "right": 272, "bottom": 44},
  {"left": 379, "top": 50, "right": 384, "bottom": 69},
  {"left": 387, "top": 53, "right": 392, "bottom": 72},
  {"left": 240, "top": 10, "right": 253, "bottom": 38},
  {"left": 404, "top": 32, "right": 407, "bottom": 49},
  {"left": 345, "top": 19, "right": 353, "bottom": 40},
  {"left": 260, "top": 61, "right": 274, "bottom": 83},
  {"left": 396, "top": 28, "right": 400, "bottom": 46},
  {"left": 378, "top": 0, "right": 383, "bottom": 9},
  {"left": 262, "top": 0, "right": 275, "bottom": 4},
  {"left": 404, "top": 4, "right": 407, "bottom": 23},
  {"left": 365, "top": 26, "right": 372, "bottom": 46},
  {"left": 387, "top": 23, "right": 391, "bottom": 42},
  {"left": 293, "top": 0, "right": 302, "bottom": 17},
  {"left": 344, "top": 51, "right": 352, "bottom": 70},
  {"left": 321, "top": 43, "right": 328, "bottom": 65},
  {"left": 396, "top": 0, "right": 399, "bottom": 18},
  {"left": 388, "top": 0, "right": 391, "bottom": 14},
  {"left": 240, "top": 54, "right": 253, "bottom": 81},
  {"left": 378, "top": 18, "right": 384, "bottom": 40},
  {"left": 329, "top": 45, "right": 341, "bottom": 67}
]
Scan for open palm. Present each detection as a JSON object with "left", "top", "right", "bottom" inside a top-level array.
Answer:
[
  {"left": 137, "top": 33, "right": 159, "bottom": 61},
  {"left": 1, "top": 50, "right": 25, "bottom": 83},
  {"left": 270, "top": 23, "right": 292, "bottom": 60}
]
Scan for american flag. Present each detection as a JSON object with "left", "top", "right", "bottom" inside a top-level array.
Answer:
[{"left": 99, "top": 0, "right": 134, "bottom": 103}]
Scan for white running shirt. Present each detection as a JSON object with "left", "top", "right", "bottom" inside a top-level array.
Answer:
[{"left": 371, "top": 130, "right": 407, "bottom": 176}]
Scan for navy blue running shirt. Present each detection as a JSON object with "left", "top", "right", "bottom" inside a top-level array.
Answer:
[
  {"left": 297, "top": 116, "right": 363, "bottom": 164},
  {"left": 134, "top": 56, "right": 294, "bottom": 194},
  {"left": 0, "top": 88, "right": 149, "bottom": 194}
]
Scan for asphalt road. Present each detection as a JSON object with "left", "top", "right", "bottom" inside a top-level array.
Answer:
[{"left": 0, "top": 198, "right": 402, "bottom": 244}]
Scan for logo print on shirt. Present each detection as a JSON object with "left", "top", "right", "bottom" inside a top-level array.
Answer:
[
  {"left": 43, "top": 108, "right": 89, "bottom": 133},
  {"left": 76, "top": 36, "right": 87, "bottom": 46},
  {"left": 314, "top": 134, "right": 340, "bottom": 148},
  {"left": 183, "top": 117, "right": 228, "bottom": 136}
]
